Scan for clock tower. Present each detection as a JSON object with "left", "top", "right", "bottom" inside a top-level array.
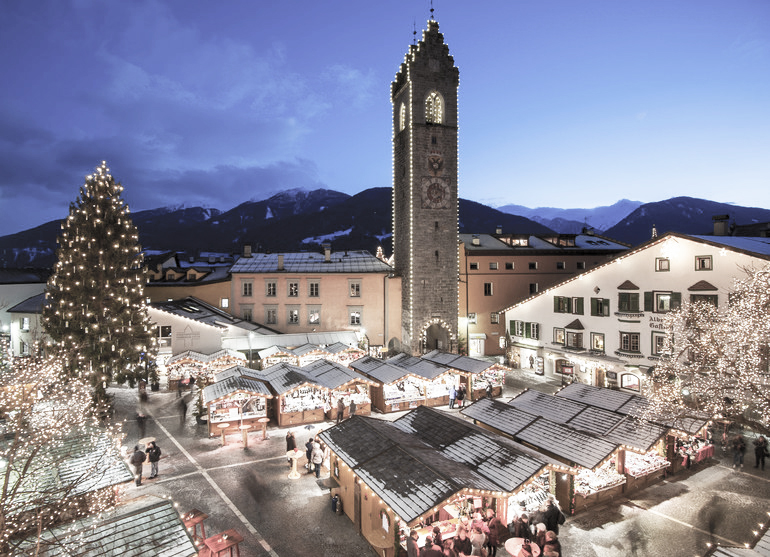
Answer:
[{"left": 392, "top": 19, "right": 459, "bottom": 355}]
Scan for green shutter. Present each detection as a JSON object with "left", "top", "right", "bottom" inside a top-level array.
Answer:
[
  {"left": 671, "top": 292, "right": 681, "bottom": 310},
  {"left": 525, "top": 322, "right": 532, "bottom": 338},
  {"left": 509, "top": 320, "right": 515, "bottom": 335},
  {"left": 554, "top": 297, "right": 560, "bottom": 312},
  {"left": 644, "top": 291, "right": 653, "bottom": 312},
  {"left": 591, "top": 298, "right": 598, "bottom": 316},
  {"left": 566, "top": 297, "right": 572, "bottom": 313},
  {"left": 574, "top": 297, "right": 584, "bottom": 315}
]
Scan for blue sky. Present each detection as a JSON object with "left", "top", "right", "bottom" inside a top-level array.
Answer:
[{"left": 0, "top": 0, "right": 768, "bottom": 236}]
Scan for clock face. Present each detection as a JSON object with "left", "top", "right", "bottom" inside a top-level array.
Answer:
[{"left": 421, "top": 177, "right": 450, "bottom": 209}]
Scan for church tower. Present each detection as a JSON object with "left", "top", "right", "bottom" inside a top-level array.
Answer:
[{"left": 392, "top": 19, "right": 459, "bottom": 355}]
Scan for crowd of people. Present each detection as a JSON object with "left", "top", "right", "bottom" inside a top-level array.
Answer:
[{"left": 731, "top": 434, "right": 768, "bottom": 471}]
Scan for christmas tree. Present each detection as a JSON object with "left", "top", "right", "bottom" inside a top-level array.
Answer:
[{"left": 43, "top": 162, "right": 156, "bottom": 406}]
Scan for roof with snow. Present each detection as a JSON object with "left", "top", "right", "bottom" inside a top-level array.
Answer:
[
  {"left": 460, "top": 233, "right": 629, "bottom": 252},
  {"left": 230, "top": 250, "right": 393, "bottom": 273},
  {"left": 7, "top": 292, "right": 46, "bottom": 314},
  {"left": 203, "top": 374, "right": 273, "bottom": 404},
  {"left": 150, "top": 296, "right": 278, "bottom": 334}
]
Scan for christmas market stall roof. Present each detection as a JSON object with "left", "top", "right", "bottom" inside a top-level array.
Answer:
[
  {"left": 509, "top": 389, "right": 668, "bottom": 453},
  {"left": 462, "top": 397, "right": 618, "bottom": 470},
  {"left": 302, "top": 359, "right": 377, "bottom": 390},
  {"left": 222, "top": 361, "right": 332, "bottom": 397},
  {"left": 350, "top": 356, "right": 426, "bottom": 385},
  {"left": 420, "top": 350, "right": 494, "bottom": 374},
  {"left": 166, "top": 348, "right": 246, "bottom": 367},
  {"left": 17, "top": 495, "right": 197, "bottom": 556},
  {"left": 225, "top": 331, "right": 360, "bottom": 352},
  {"left": 324, "top": 342, "right": 365, "bottom": 356},
  {"left": 703, "top": 521, "right": 770, "bottom": 557},
  {"left": 387, "top": 353, "right": 454, "bottom": 381},
  {"left": 203, "top": 374, "right": 273, "bottom": 406},
  {"left": 555, "top": 383, "right": 711, "bottom": 437},
  {"left": 318, "top": 406, "right": 551, "bottom": 524}
]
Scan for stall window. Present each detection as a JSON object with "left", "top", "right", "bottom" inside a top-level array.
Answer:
[
  {"left": 308, "top": 306, "right": 321, "bottom": 325},
  {"left": 242, "top": 281, "right": 253, "bottom": 297},
  {"left": 591, "top": 332, "right": 605, "bottom": 352},
  {"left": 266, "top": 281, "right": 277, "bottom": 297},
  {"left": 287, "top": 307, "right": 300, "bottom": 324},
  {"left": 349, "top": 281, "right": 361, "bottom": 298},
  {"left": 618, "top": 292, "right": 639, "bottom": 312},
  {"left": 265, "top": 307, "right": 277, "bottom": 324},
  {"left": 287, "top": 281, "right": 299, "bottom": 297},
  {"left": 553, "top": 327, "right": 565, "bottom": 344},
  {"left": 484, "top": 283, "right": 493, "bottom": 296},
  {"left": 620, "top": 332, "right": 640, "bottom": 353},
  {"left": 651, "top": 332, "right": 667, "bottom": 355},
  {"left": 349, "top": 307, "right": 362, "bottom": 326},
  {"left": 620, "top": 373, "right": 640, "bottom": 391},
  {"left": 490, "top": 312, "right": 499, "bottom": 324},
  {"left": 590, "top": 298, "right": 610, "bottom": 316},
  {"left": 695, "top": 255, "right": 712, "bottom": 271},
  {"left": 308, "top": 281, "right": 320, "bottom": 297},
  {"left": 656, "top": 258, "right": 670, "bottom": 272},
  {"left": 566, "top": 332, "right": 583, "bottom": 349}
]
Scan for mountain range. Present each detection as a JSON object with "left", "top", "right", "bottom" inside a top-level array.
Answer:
[{"left": 1, "top": 189, "right": 769, "bottom": 269}]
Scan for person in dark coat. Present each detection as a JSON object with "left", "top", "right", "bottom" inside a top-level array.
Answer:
[
  {"left": 336, "top": 397, "right": 345, "bottom": 424},
  {"left": 285, "top": 431, "right": 296, "bottom": 468},
  {"left": 349, "top": 399, "right": 357, "bottom": 418},
  {"left": 407, "top": 530, "right": 420, "bottom": 557},
  {"left": 542, "top": 531, "right": 562, "bottom": 557},
  {"left": 543, "top": 499, "right": 561, "bottom": 535},
  {"left": 732, "top": 434, "right": 747, "bottom": 468},
  {"left": 432, "top": 526, "right": 443, "bottom": 549},
  {"left": 510, "top": 513, "right": 532, "bottom": 541},
  {"left": 136, "top": 411, "right": 147, "bottom": 438},
  {"left": 485, "top": 508, "right": 502, "bottom": 556},
  {"left": 129, "top": 445, "right": 146, "bottom": 486},
  {"left": 455, "top": 385, "right": 465, "bottom": 408},
  {"left": 146, "top": 441, "right": 161, "bottom": 479},
  {"left": 754, "top": 435, "right": 767, "bottom": 470},
  {"left": 453, "top": 526, "right": 473, "bottom": 557},
  {"left": 305, "top": 437, "right": 314, "bottom": 472}
]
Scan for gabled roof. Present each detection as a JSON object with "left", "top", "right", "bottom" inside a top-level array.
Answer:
[
  {"left": 20, "top": 496, "right": 197, "bottom": 556},
  {"left": 203, "top": 374, "right": 272, "bottom": 405},
  {"left": 688, "top": 280, "right": 718, "bottom": 291},
  {"left": 302, "top": 359, "right": 377, "bottom": 389},
  {"left": 167, "top": 349, "right": 245, "bottom": 366},
  {"left": 349, "top": 356, "right": 420, "bottom": 384},
  {"left": 325, "top": 342, "right": 365, "bottom": 355},
  {"left": 243, "top": 362, "right": 329, "bottom": 396},
  {"left": 421, "top": 350, "right": 493, "bottom": 374},
  {"left": 7, "top": 292, "right": 46, "bottom": 314},
  {"left": 150, "top": 297, "right": 276, "bottom": 334},
  {"left": 233, "top": 332, "right": 360, "bottom": 352},
  {"left": 230, "top": 250, "right": 393, "bottom": 274},
  {"left": 387, "top": 353, "right": 452, "bottom": 380},
  {"left": 289, "top": 343, "right": 328, "bottom": 357}
]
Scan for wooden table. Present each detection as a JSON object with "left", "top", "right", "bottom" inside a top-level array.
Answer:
[
  {"left": 239, "top": 424, "right": 252, "bottom": 448},
  {"left": 257, "top": 417, "right": 270, "bottom": 440},
  {"left": 203, "top": 528, "right": 243, "bottom": 557},
  {"left": 216, "top": 423, "right": 229, "bottom": 446},
  {"left": 181, "top": 508, "right": 208, "bottom": 547}
]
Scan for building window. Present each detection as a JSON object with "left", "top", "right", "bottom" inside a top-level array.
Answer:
[
  {"left": 349, "top": 307, "right": 362, "bottom": 326},
  {"left": 489, "top": 262, "right": 498, "bottom": 270},
  {"left": 554, "top": 327, "right": 565, "bottom": 344},
  {"left": 554, "top": 296, "right": 572, "bottom": 313},
  {"left": 651, "top": 331, "right": 667, "bottom": 356},
  {"left": 555, "top": 359, "right": 573, "bottom": 375},
  {"left": 288, "top": 281, "right": 299, "bottom": 297},
  {"left": 490, "top": 312, "right": 499, "bottom": 324},
  {"left": 242, "top": 307, "right": 253, "bottom": 322},
  {"left": 591, "top": 332, "right": 605, "bottom": 352},
  {"left": 528, "top": 262, "right": 538, "bottom": 270},
  {"left": 467, "top": 313, "right": 477, "bottom": 325},
  {"left": 529, "top": 283, "right": 538, "bottom": 295},
  {"left": 656, "top": 258, "right": 670, "bottom": 272},
  {"left": 242, "top": 281, "right": 253, "bottom": 297},
  {"left": 308, "top": 306, "right": 321, "bottom": 325},
  {"left": 19, "top": 341, "right": 29, "bottom": 356},
  {"left": 220, "top": 298, "right": 230, "bottom": 309},
  {"left": 266, "top": 281, "right": 277, "bottom": 297},
  {"left": 691, "top": 294, "right": 718, "bottom": 306},
  {"left": 566, "top": 332, "right": 583, "bottom": 349},
  {"left": 309, "top": 281, "right": 320, "bottom": 297},
  {"left": 425, "top": 90, "right": 444, "bottom": 124},
  {"left": 511, "top": 320, "right": 524, "bottom": 336},
  {"left": 620, "top": 332, "right": 641, "bottom": 353},
  {"left": 265, "top": 307, "right": 277, "bottom": 324},
  {"left": 483, "top": 283, "right": 493, "bottom": 296},
  {"left": 695, "top": 255, "right": 712, "bottom": 271},
  {"left": 399, "top": 102, "right": 406, "bottom": 131},
  {"left": 287, "top": 308, "right": 300, "bottom": 324},
  {"left": 505, "top": 262, "right": 514, "bottom": 270},
  {"left": 526, "top": 322, "right": 540, "bottom": 340},
  {"left": 20, "top": 317, "right": 30, "bottom": 332},
  {"left": 556, "top": 261, "right": 565, "bottom": 270},
  {"left": 618, "top": 292, "right": 640, "bottom": 312},
  {"left": 620, "top": 373, "right": 640, "bottom": 392},
  {"left": 157, "top": 326, "right": 171, "bottom": 338},
  {"left": 646, "top": 291, "right": 681, "bottom": 313},
  {"left": 590, "top": 298, "right": 610, "bottom": 316},
  {"left": 469, "top": 262, "right": 479, "bottom": 270},
  {"left": 577, "top": 261, "right": 586, "bottom": 270},
  {"left": 349, "top": 281, "right": 361, "bottom": 297}
]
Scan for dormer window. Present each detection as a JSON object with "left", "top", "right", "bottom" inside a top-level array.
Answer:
[{"left": 425, "top": 91, "right": 443, "bottom": 124}]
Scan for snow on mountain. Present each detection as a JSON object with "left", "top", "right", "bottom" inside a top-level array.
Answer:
[
  {"left": 301, "top": 228, "right": 354, "bottom": 244},
  {"left": 496, "top": 199, "right": 642, "bottom": 232}
]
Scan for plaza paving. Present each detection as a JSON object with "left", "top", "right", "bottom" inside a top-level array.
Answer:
[{"left": 113, "top": 370, "right": 770, "bottom": 557}]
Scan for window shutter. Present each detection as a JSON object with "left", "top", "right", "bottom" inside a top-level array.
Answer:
[
  {"left": 574, "top": 297, "right": 584, "bottom": 315},
  {"left": 554, "top": 297, "right": 560, "bottom": 312},
  {"left": 509, "top": 320, "right": 515, "bottom": 335},
  {"left": 566, "top": 298, "right": 572, "bottom": 313},
  {"left": 644, "top": 291, "right": 653, "bottom": 312},
  {"left": 525, "top": 322, "right": 531, "bottom": 338},
  {"left": 591, "top": 298, "right": 598, "bottom": 316},
  {"left": 671, "top": 292, "right": 681, "bottom": 309},
  {"left": 603, "top": 298, "right": 610, "bottom": 316}
]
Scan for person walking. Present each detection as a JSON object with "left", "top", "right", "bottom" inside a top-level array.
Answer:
[
  {"left": 311, "top": 441, "right": 324, "bottom": 478},
  {"left": 286, "top": 431, "right": 297, "bottom": 468},
  {"left": 543, "top": 497, "right": 562, "bottom": 535},
  {"left": 136, "top": 411, "right": 147, "bottom": 438},
  {"left": 754, "top": 435, "right": 768, "bottom": 470},
  {"left": 349, "top": 398, "right": 357, "bottom": 418},
  {"left": 336, "top": 397, "right": 345, "bottom": 424},
  {"left": 305, "top": 437, "right": 314, "bottom": 471},
  {"left": 448, "top": 384, "right": 457, "bottom": 409},
  {"left": 732, "top": 434, "right": 747, "bottom": 468},
  {"left": 146, "top": 441, "right": 161, "bottom": 479},
  {"left": 129, "top": 445, "right": 146, "bottom": 486},
  {"left": 178, "top": 396, "right": 188, "bottom": 428}
]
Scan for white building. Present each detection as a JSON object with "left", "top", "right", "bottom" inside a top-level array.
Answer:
[{"left": 502, "top": 233, "right": 770, "bottom": 393}]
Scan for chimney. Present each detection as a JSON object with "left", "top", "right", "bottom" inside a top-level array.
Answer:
[
  {"left": 322, "top": 243, "right": 331, "bottom": 262},
  {"left": 243, "top": 244, "right": 252, "bottom": 258},
  {"left": 712, "top": 214, "right": 730, "bottom": 236},
  {"left": 471, "top": 235, "right": 480, "bottom": 246},
  {"left": 277, "top": 254, "right": 284, "bottom": 271}
]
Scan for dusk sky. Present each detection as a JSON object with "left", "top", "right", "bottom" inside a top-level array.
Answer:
[{"left": 1, "top": 0, "right": 768, "bottom": 237}]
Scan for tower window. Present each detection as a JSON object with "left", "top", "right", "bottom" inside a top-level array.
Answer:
[
  {"left": 431, "top": 136, "right": 437, "bottom": 144},
  {"left": 425, "top": 91, "right": 444, "bottom": 124}
]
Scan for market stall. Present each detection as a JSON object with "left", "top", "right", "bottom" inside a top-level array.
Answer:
[
  {"left": 166, "top": 348, "right": 247, "bottom": 391},
  {"left": 325, "top": 342, "right": 366, "bottom": 366},
  {"left": 387, "top": 353, "right": 459, "bottom": 407},
  {"left": 202, "top": 375, "right": 272, "bottom": 438},
  {"left": 257, "top": 346, "right": 299, "bottom": 368},
  {"left": 302, "top": 358, "right": 375, "bottom": 420},
  {"left": 350, "top": 356, "right": 427, "bottom": 413},
  {"left": 421, "top": 350, "right": 498, "bottom": 401},
  {"left": 256, "top": 362, "right": 333, "bottom": 426},
  {"left": 291, "top": 343, "right": 332, "bottom": 367},
  {"left": 473, "top": 363, "right": 508, "bottom": 398}
]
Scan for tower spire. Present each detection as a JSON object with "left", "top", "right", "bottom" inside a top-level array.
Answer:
[
  {"left": 413, "top": 20, "right": 417, "bottom": 45},
  {"left": 430, "top": 0, "right": 435, "bottom": 20}
]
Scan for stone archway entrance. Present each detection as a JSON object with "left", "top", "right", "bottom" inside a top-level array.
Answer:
[{"left": 421, "top": 321, "right": 454, "bottom": 354}]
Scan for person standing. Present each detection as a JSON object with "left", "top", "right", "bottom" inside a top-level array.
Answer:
[
  {"left": 456, "top": 385, "right": 465, "bottom": 409},
  {"left": 754, "top": 435, "right": 768, "bottom": 470},
  {"left": 349, "top": 398, "right": 357, "bottom": 418},
  {"left": 311, "top": 441, "right": 324, "bottom": 478},
  {"left": 146, "top": 441, "right": 161, "bottom": 479},
  {"left": 542, "top": 531, "right": 562, "bottom": 557},
  {"left": 469, "top": 525, "right": 486, "bottom": 556},
  {"left": 178, "top": 396, "right": 188, "bottom": 428},
  {"left": 453, "top": 526, "right": 473, "bottom": 557},
  {"left": 129, "top": 445, "right": 146, "bottom": 486},
  {"left": 286, "top": 431, "right": 296, "bottom": 468},
  {"left": 305, "top": 437, "right": 314, "bottom": 472},
  {"left": 337, "top": 397, "right": 345, "bottom": 424},
  {"left": 543, "top": 498, "right": 561, "bottom": 535},
  {"left": 407, "top": 530, "right": 420, "bottom": 557},
  {"left": 732, "top": 434, "right": 747, "bottom": 468},
  {"left": 485, "top": 508, "right": 503, "bottom": 556},
  {"left": 136, "top": 411, "right": 147, "bottom": 438},
  {"left": 448, "top": 384, "right": 456, "bottom": 409}
]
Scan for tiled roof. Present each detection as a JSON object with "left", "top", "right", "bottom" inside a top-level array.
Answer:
[
  {"left": 421, "top": 351, "right": 493, "bottom": 374},
  {"left": 508, "top": 389, "right": 585, "bottom": 423},
  {"left": 203, "top": 374, "right": 272, "bottom": 404},
  {"left": 167, "top": 349, "right": 245, "bottom": 365},
  {"left": 21, "top": 496, "right": 197, "bottom": 556},
  {"left": 230, "top": 250, "right": 393, "bottom": 273}
]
